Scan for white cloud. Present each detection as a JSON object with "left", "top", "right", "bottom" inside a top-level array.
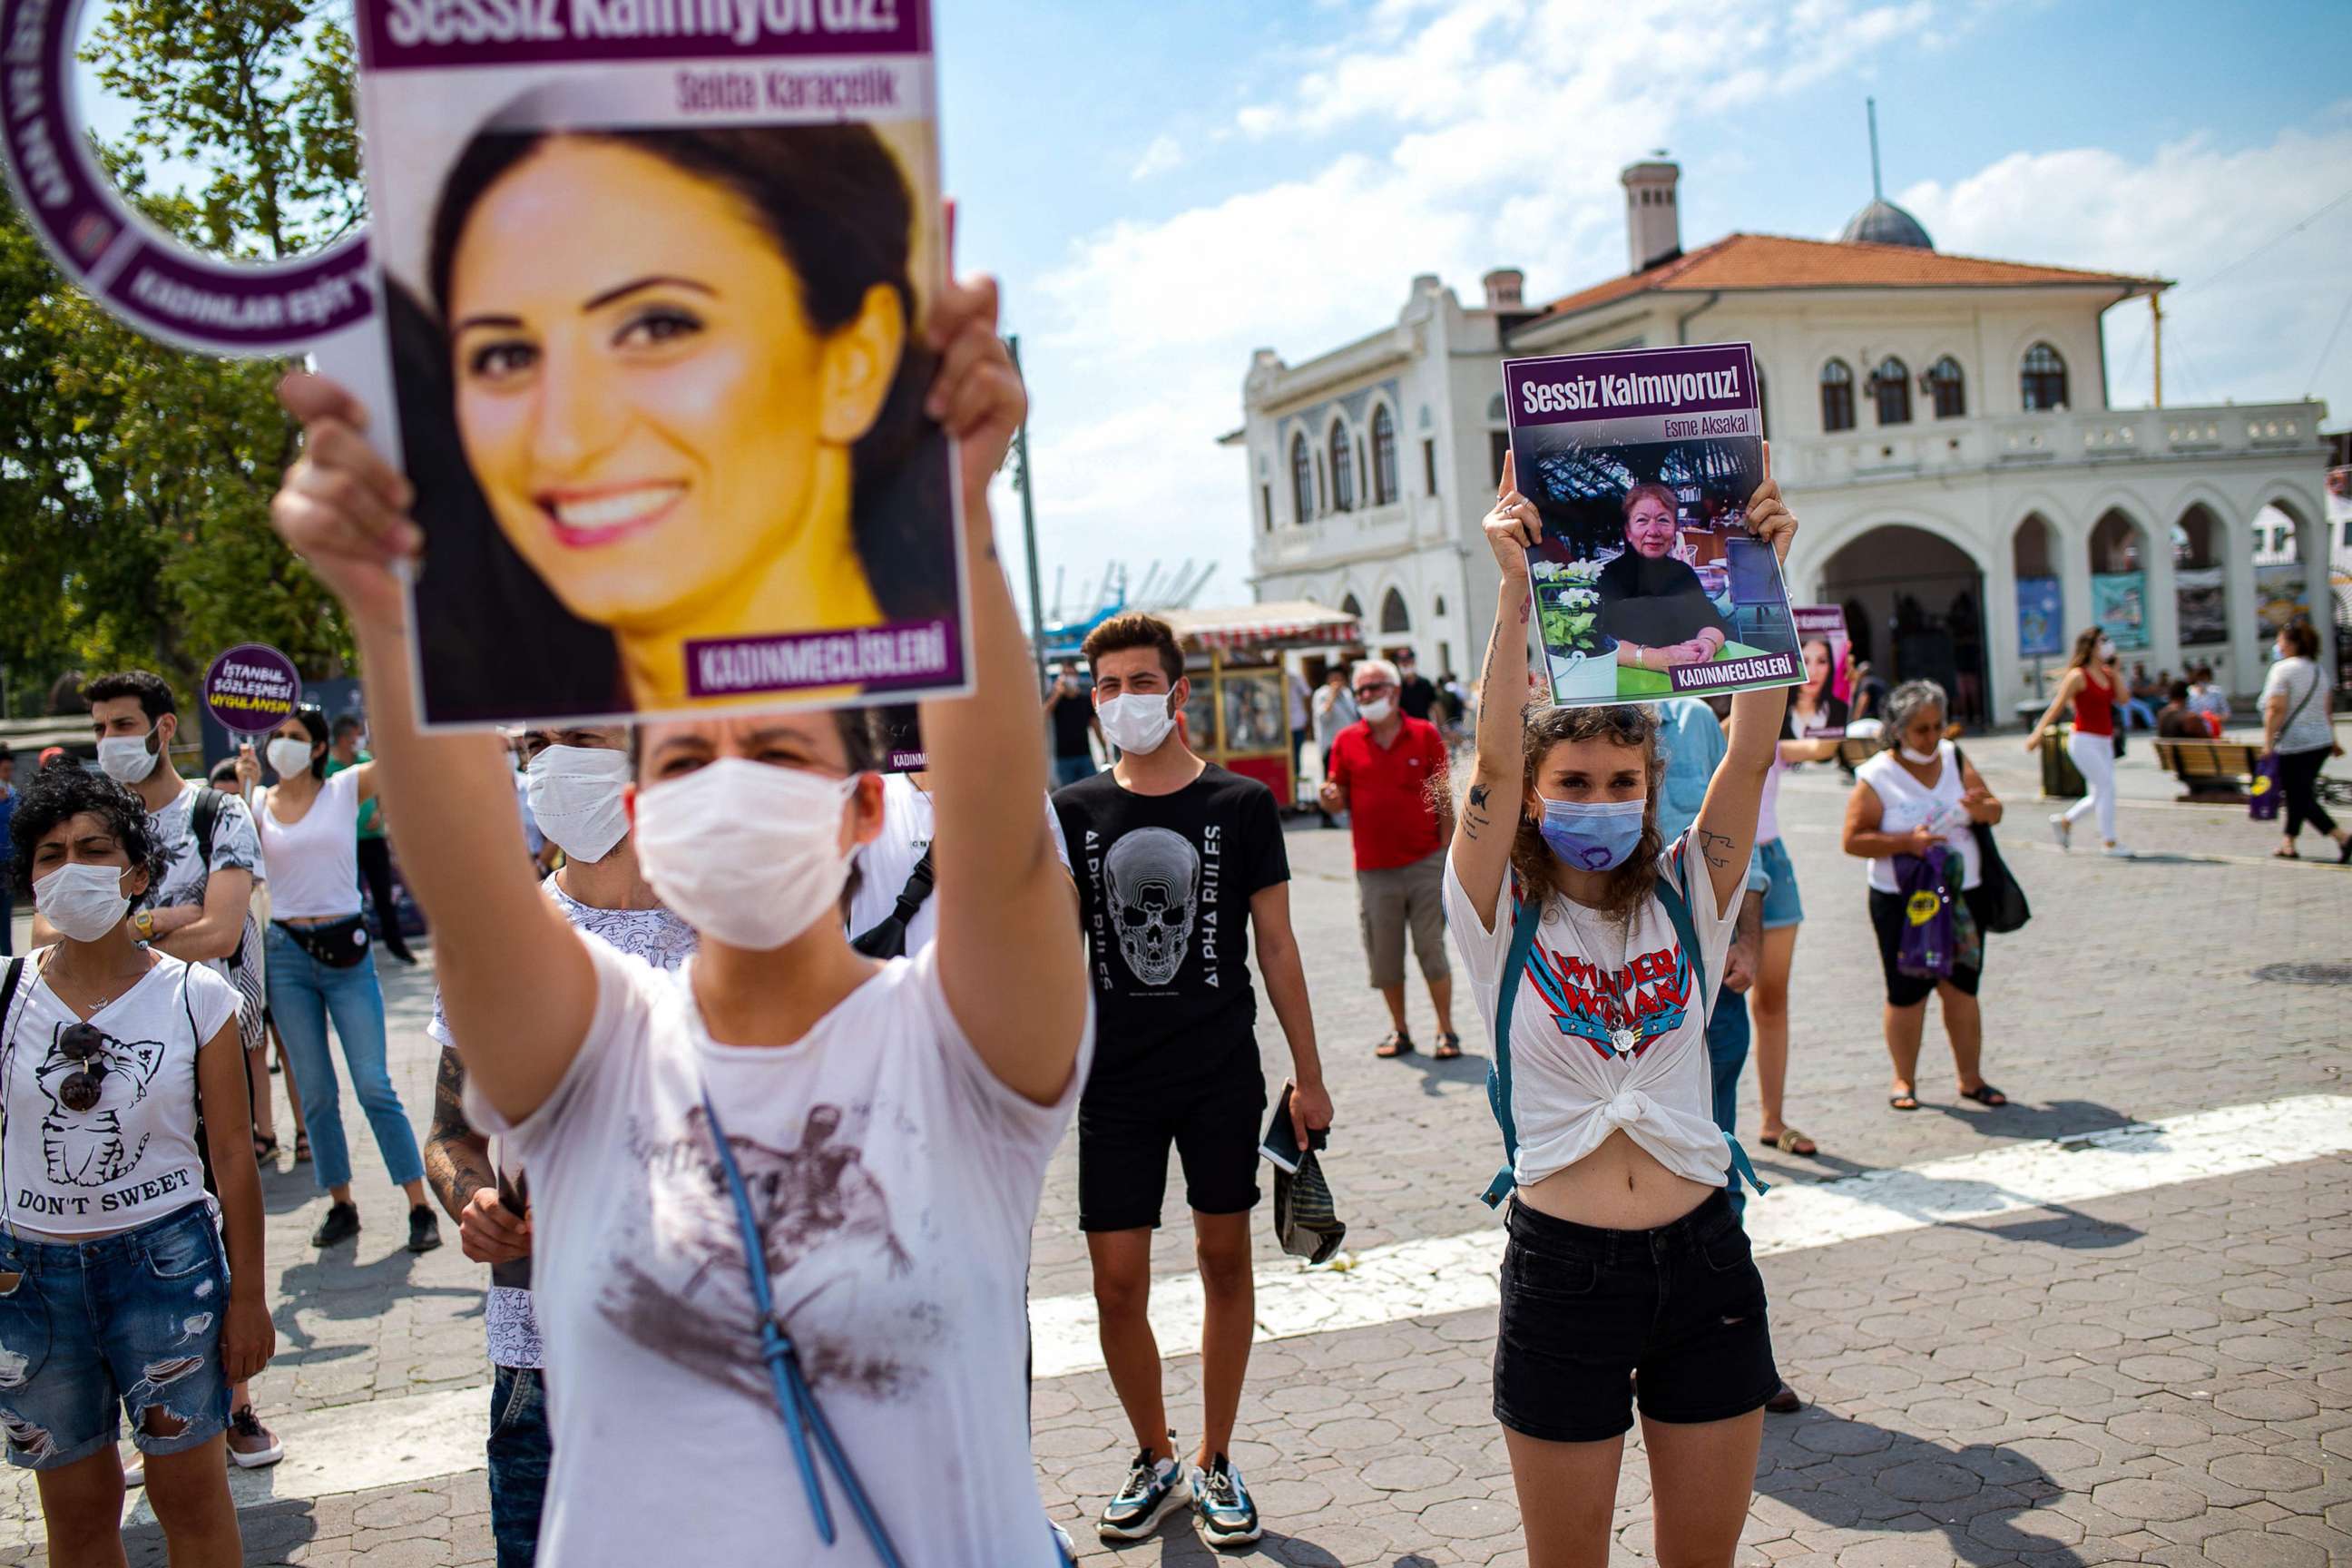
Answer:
[
  {"left": 1129, "top": 134, "right": 1185, "bottom": 181},
  {"left": 1896, "top": 122, "right": 2352, "bottom": 416}
]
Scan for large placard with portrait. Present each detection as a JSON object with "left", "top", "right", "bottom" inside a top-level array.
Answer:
[
  {"left": 1503, "top": 344, "right": 1800, "bottom": 708},
  {"left": 345, "top": 0, "right": 970, "bottom": 729}
]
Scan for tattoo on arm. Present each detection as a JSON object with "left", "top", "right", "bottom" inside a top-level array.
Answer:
[
  {"left": 422, "top": 1045, "right": 495, "bottom": 1219},
  {"left": 1697, "top": 829, "right": 1736, "bottom": 870},
  {"left": 1517, "top": 596, "right": 1530, "bottom": 624},
  {"left": 1467, "top": 784, "right": 1491, "bottom": 809}
]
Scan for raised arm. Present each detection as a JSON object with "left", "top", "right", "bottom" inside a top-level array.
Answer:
[
  {"left": 922, "top": 277, "right": 1087, "bottom": 1106},
  {"left": 272, "top": 375, "right": 595, "bottom": 1123},
  {"left": 1451, "top": 453, "right": 1539, "bottom": 932},
  {"left": 1690, "top": 455, "right": 1798, "bottom": 914}
]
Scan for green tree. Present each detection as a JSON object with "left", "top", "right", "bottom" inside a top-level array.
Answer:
[{"left": 0, "top": 0, "right": 361, "bottom": 718}]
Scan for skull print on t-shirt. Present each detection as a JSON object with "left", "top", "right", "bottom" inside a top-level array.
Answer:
[{"left": 1053, "top": 764, "right": 1290, "bottom": 1083}]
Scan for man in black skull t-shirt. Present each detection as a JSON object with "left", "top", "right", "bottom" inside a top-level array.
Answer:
[{"left": 1052, "top": 612, "right": 1331, "bottom": 1549}]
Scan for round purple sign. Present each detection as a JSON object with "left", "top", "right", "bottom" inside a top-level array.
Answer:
[
  {"left": 204, "top": 644, "right": 303, "bottom": 735},
  {"left": 0, "top": 0, "right": 373, "bottom": 355}
]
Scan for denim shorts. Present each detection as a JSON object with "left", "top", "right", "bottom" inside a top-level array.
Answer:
[
  {"left": 1753, "top": 838, "right": 1804, "bottom": 930},
  {"left": 0, "top": 1201, "right": 234, "bottom": 1469},
  {"left": 1494, "top": 1191, "right": 1779, "bottom": 1443}
]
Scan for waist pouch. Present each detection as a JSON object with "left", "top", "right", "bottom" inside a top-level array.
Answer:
[{"left": 276, "top": 914, "right": 371, "bottom": 968}]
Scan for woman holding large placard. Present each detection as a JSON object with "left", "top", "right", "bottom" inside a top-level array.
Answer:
[
  {"left": 1447, "top": 452, "right": 1796, "bottom": 1568},
  {"left": 270, "top": 270, "right": 1086, "bottom": 1565}
]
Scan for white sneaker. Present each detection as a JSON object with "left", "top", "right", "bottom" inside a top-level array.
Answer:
[
  {"left": 2102, "top": 844, "right": 2133, "bottom": 858},
  {"left": 2048, "top": 814, "right": 2071, "bottom": 850},
  {"left": 1097, "top": 1443, "right": 1191, "bottom": 1542}
]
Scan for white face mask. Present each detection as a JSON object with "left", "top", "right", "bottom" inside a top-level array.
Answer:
[
  {"left": 1899, "top": 742, "right": 1940, "bottom": 766},
  {"left": 96, "top": 730, "right": 160, "bottom": 786},
  {"left": 1357, "top": 696, "right": 1396, "bottom": 724},
  {"left": 526, "top": 745, "right": 633, "bottom": 865},
  {"left": 34, "top": 862, "right": 133, "bottom": 942},
  {"left": 632, "top": 759, "right": 860, "bottom": 950},
  {"left": 1097, "top": 692, "right": 1177, "bottom": 756},
  {"left": 2096, "top": 639, "right": 2117, "bottom": 662},
  {"left": 266, "top": 737, "right": 315, "bottom": 780}
]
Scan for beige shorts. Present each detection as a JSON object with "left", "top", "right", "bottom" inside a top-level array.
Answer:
[{"left": 1357, "top": 850, "right": 1450, "bottom": 988}]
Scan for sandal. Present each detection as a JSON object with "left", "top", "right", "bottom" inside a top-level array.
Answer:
[
  {"left": 2272, "top": 848, "right": 2301, "bottom": 860},
  {"left": 1958, "top": 1083, "right": 2009, "bottom": 1108},
  {"left": 1375, "top": 1031, "right": 1416, "bottom": 1059},
  {"left": 292, "top": 1134, "right": 312, "bottom": 1164},
  {"left": 252, "top": 1133, "right": 279, "bottom": 1164},
  {"left": 1433, "top": 1033, "right": 1463, "bottom": 1060},
  {"left": 1759, "top": 1127, "right": 1818, "bottom": 1157},
  {"left": 1888, "top": 1088, "right": 1920, "bottom": 1112}
]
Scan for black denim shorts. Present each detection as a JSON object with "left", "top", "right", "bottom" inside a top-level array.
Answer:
[{"left": 1494, "top": 1190, "right": 1779, "bottom": 1443}]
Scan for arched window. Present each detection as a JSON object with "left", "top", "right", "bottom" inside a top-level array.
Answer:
[
  {"left": 2021, "top": 342, "right": 2068, "bottom": 412},
  {"left": 1819, "top": 359, "right": 1856, "bottom": 433},
  {"left": 1370, "top": 405, "right": 1399, "bottom": 505},
  {"left": 1927, "top": 356, "right": 1965, "bottom": 418},
  {"left": 1379, "top": 587, "right": 1411, "bottom": 634},
  {"left": 1870, "top": 357, "right": 1911, "bottom": 426},
  {"left": 1329, "top": 423, "right": 1356, "bottom": 512},
  {"left": 1339, "top": 593, "right": 1363, "bottom": 620},
  {"left": 1289, "top": 434, "right": 1313, "bottom": 523}
]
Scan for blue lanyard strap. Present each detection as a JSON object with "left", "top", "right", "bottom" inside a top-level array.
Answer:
[{"left": 698, "top": 1082, "right": 906, "bottom": 1568}]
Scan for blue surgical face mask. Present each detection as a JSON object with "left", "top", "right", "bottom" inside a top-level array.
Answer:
[{"left": 1534, "top": 795, "right": 1648, "bottom": 872}]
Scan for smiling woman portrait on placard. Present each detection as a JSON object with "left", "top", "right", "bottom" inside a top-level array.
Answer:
[{"left": 393, "top": 119, "right": 952, "bottom": 724}]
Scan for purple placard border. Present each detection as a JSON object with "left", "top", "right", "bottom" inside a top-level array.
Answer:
[
  {"left": 1504, "top": 342, "right": 1757, "bottom": 430},
  {"left": 684, "top": 617, "right": 961, "bottom": 700},
  {"left": 0, "top": 0, "right": 373, "bottom": 355},
  {"left": 1666, "top": 650, "right": 1799, "bottom": 695},
  {"left": 357, "top": 0, "right": 930, "bottom": 71},
  {"left": 203, "top": 642, "right": 305, "bottom": 734}
]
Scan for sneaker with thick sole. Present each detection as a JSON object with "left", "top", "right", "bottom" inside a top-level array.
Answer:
[
  {"left": 407, "top": 1204, "right": 444, "bottom": 1254},
  {"left": 1192, "top": 1454, "right": 1262, "bottom": 1548},
  {"left": 311, "top": 1200, "right": 360, "bottom": 1248},
  {"left": 1097, "top": 1444, "right": 1189, "bottom": 1542},
  {"left": 2048, "top": 814, "right": 2071, "bottom": 850},
  {"left": 227, "top": 1405, "right": 284, "bottom": 1468}
]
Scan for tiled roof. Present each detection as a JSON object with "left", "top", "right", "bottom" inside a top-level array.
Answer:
[{"left": 1529, "top": 233, "right": 2168, "bottom": 323}]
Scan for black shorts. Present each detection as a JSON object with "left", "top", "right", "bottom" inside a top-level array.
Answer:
[
  {"left": 1078, "top": 1067, "right": 1266, "bottom": 1232},
  {"left": 1867, "top": 886, "right": 1995, "bottom": 1008},
  {"left": 1494, "top": 1191, "right": 1779, "bottom": 1444}
]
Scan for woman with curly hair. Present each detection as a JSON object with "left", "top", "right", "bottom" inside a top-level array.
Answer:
[{"left": 0, "top": 767, "right": 272, "bottom": 1563}]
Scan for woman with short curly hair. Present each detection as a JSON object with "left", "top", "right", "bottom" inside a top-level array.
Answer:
[{"left": 0, "top": 767, "right": 272, "bottom": 1562}]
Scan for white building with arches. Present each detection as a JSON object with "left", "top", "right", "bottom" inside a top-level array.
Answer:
[{"left": 1230, "top": 161, "right": 2334, "bottom": 719}]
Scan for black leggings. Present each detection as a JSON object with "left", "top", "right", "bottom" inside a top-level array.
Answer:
[{"left": 2278, "top": 749, "right": 2337, "bottom": 839}]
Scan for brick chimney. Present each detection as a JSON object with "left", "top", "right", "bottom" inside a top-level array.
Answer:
[
  {"left": 1620, "top": 158, "right": 1681, "bottom": 274},
  {"left": 1481, "top": 269, "right": 1525, "bottom": 309}
]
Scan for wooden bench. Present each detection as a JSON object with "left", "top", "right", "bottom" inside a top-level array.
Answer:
[{"left": 2150, "top": 738, "right": 2263, "bottom": 803}]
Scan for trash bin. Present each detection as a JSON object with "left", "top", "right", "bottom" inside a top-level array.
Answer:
[{"left": 2040, "top": 723, "right": 2083, "bottom": 799}]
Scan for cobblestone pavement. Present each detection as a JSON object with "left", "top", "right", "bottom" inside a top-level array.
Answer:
[{"left": 4, "top": 729, "right": 2346, "bottom": 1565}]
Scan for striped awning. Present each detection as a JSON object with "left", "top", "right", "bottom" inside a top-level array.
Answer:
[{"left": 1163, "top": 602, "right": 1363, "bottom": 652}]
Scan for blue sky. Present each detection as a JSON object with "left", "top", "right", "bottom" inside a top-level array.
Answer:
[{"left": 73, "top": 0, "right": 2352, "bottom": 623}]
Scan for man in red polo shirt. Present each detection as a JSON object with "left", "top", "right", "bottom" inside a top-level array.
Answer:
[{"left": 1318, "top": 658, "right": 1460, "bottom": 1060}]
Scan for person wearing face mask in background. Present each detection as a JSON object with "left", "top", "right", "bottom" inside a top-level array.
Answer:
[
  {"left": 1054, "top": 612, "right": 1333, "bottom": 1549},
  {"left": 422, "top": 724, "right": 691, "bottom": 1568},
  {"left": 251, "top": 706, "right": 440, "bottom": 1254},
  {"left": 848, "top": 766, "right": 1072, "bottom": 961},
  {"left": 0, "top": 764, "right": 273, "bottom": 1563},
  {"left": 1846, "top": 680, "right": 2009, "bottom": 1114},
  {"left": 1451, "top": 454, "right": 1796, "bottom": 1567},
  {"left": 271, "top": 270, "right": 1096, "bottom": 1566},
  {"left": 1310, "top": 666, "right": 1358, "bottom": 830},
  {"left": 327, "top": 713, "right": 416, "bottom": 965},
  {"left": 2025, "top": 627, "right": 2130, "bottom": 857},
  {"left": 1320, "top": 658, "right": 1460, "bottom": 1061}
]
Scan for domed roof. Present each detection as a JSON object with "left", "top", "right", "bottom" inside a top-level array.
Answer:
[{"left": 1840, "top": 198, "right": 1934, "bottom": 250}]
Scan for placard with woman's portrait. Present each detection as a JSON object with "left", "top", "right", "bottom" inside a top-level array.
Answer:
[{"left": 340, "top": 0, "right": 971, "bottom": 729}]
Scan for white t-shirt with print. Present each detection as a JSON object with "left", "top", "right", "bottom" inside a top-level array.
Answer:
[
  {"left": 1443, "top": 835, "right": 1745, "bottom": 1191},
  {"left": 428, "top": 876, "right": 698, "bottom": 1370},
  {"left": 2262, "top": 656, "right": 2333, "bottom": 754},
  {"left": 846, "top": 775, "right": 1073, "bottom": 956},
  {"left": 140, "top": 781, "right": 268, "bottom": 1000},
  {"left": 462, "top": 937, "right": 1089, "bottom": 1565},
  {"left": 2, "top": 954, "right": 237, "bottom": 1236}
]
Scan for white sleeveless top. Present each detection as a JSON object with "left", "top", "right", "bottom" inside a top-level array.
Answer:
[
  {"left": 255, "top": 768, "right": 365, "bottom": 919},
  {"left": 1855, "top": 741, "right": 1980, "bottom": 893}
]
